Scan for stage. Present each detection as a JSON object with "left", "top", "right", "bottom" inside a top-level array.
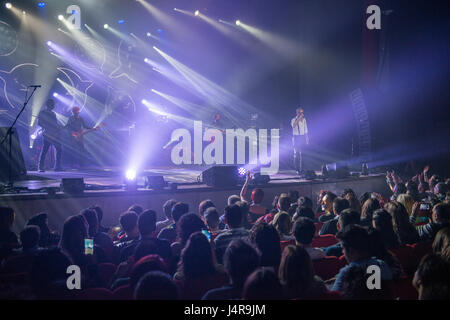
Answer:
[{"left": 0, "top": 167, "right": 391, "bottom": 233}]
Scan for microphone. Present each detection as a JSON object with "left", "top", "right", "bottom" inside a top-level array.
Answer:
[{"left": 28, "top": 85, "right": 42, "bottom": 88}]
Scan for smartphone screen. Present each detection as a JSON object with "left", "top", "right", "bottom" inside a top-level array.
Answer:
[
  {"left": 202, "top": 229, "right": 212, "bottom": 242},
  {"left": 84, "top": 238, "right": 94, "bottom": 255},
  {"left": 420, "top": 203, "right": 430, "bottom": 211}
]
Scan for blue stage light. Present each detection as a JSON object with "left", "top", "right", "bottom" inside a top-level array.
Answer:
[
  {"left": 238, "top": 167, "right": 246, "bottom": 176},
  {"left": 118, "top": 19, "right": 124, "bottom": 24},
  {"left": 38, "top": 2, "right": 46, "bottom": 8}
]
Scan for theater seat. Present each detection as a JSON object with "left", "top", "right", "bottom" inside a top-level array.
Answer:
[
  {"left": 389, "top": 277, "right": 418, "bottom": 300},
  {"left": 280, "top": 240, "right": 296, "bottom": 252},
  {"left": 113, "top": 284, "right": 134, "bottom": 300},
  {"left": 390, "top": 246, "right": 415, "bottom": 275},
  {"left": 314, "top": 222, "right": 324, "bottom": 237},
  {"left": 175, "top": 273, "right": 229, "bottom": 300},
  {"left": 98, "top": 263, "right": 117, "bottom": 287},
  {"left": 311, "top": 235, "right": 338, "bottom": 248},
  {"left": 313, "top": 256, "right": 346, "bottom": 281},
  {"left": 408, "top": 241, "right": 432, "bottom": 270}
]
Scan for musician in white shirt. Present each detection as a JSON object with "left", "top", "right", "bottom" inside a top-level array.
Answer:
[{"left": 291, "top": 108, "right": 309, "bottom": 175}]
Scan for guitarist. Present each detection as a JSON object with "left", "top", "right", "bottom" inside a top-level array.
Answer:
[
  {"left": 38, "top": 99, "right": 62, "bottom": 172},
  {"left": 65, "top": 106, "right": 94, "bottom": 168}
]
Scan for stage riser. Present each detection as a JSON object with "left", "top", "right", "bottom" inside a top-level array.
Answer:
[{"left": 1, "top": 175, "right": 390, "bottom": 233}]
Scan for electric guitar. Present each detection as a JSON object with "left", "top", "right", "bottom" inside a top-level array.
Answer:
[{"left": 71, "top": 123, "right": 105, "bottom": 141}]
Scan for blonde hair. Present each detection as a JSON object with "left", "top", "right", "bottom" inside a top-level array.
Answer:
[{"left": 396, "top": 194, "right": 414, "bottom": 215}]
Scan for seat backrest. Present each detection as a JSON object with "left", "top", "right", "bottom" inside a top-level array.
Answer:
[
  {"left": 113, "top": 284, "right": 134, "bottom": 300},
  {"left": 176, "top": 273, "right": 229, "bottom": 300},
  {"left": 280, "top": 240, "right": 296, "bottom": 252},
  {"left": 98, "top": 263, "right": 117, "bottom": 287},
  {"left": 408, "top": 241, "right": 432, "bottom": 270},
  {"left": 314, "top": 222, "right": 324, "bottom": 237},
  {"left": 312, "top": 257, "right": 346, "bottom": 281},
  {"left": 388, "top": 277, "right": 418, "bottom": 300},
  {"left": 390, "top": 246, "right": 415, "bottom": 275},
  {"left": 311, "top": 235, "right": 338, "bottom": 248}
]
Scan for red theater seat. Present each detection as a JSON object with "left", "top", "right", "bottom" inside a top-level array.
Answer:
[
  {"left": 280, "top": 240, "right": 296, "bottom": 252},
  {"left": 314, "top": 222, "right": 324, "bottom": 237},
  {"left": 313, "top": 256, "right": 346, "bottom": 281},
  {"left": 390, "top": 245, "right": 415, "bottom": 274},
  {"left": 113, "top": 284, "right": 134, "bottom": 300},
  {"left": 175, "top": 273, "right": 229, "bottom": 300},
  {"left": 311, "top": 235, "right": 338, "bottom": 248},
  {"left": 389, "top": 277, "right": 418, "bottom": 300},
  {"left": 98, "top": 263, "right": 117, "bottom": 287},
  {"left": 408, "top": 241, "right": 432, "bottom": 270}
]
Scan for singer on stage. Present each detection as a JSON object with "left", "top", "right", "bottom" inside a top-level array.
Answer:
[{"left": 291, "top": 107, "right": 309, "bottom": 175}]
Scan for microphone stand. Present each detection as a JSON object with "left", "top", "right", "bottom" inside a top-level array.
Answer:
[{"left": 0, "top": 86, "right": 39, "bottom": 190}]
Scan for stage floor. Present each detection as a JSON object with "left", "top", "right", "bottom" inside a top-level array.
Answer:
[
  {"left": 1, "top": 167, "right": 391, "bottom": 233},
  {"left": 10, "top": 167, "right": 315, "bottom": 193}
]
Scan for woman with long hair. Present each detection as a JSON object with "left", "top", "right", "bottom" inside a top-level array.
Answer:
[
  {"left": 174, "top": 232, "right": 227, "bottom": 299},
  {"left": 384, "top": 201, "right": 420, "bottom": 245},
  {"left": 278, "top": 245, "right": 326, "bottom": 299}
]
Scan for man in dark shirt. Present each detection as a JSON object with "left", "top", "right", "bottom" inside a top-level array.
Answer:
[
  {"left": 38, "top": 99, "right": 62, "bottom": 171},
  {"left": 202, "top": 239, "right": 259, "bottom": 300},
  {"left": 120, "top": 210, "right": 172, "bottom": 263},
  {"left": 65, "top": 106, "right": 92, "bottom": 168},
  {"left": 320, "top": 197, "right": 350, "bottom": 236},
  {"left": 214, "top": 204, "right": 250, "bottom": 264}
]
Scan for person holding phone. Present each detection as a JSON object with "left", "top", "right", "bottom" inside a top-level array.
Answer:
[{"left": 411, "top": 202, "right": 450, "bottom": 241}]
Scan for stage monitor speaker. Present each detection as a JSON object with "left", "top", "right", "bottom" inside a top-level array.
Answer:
[
  {"left": 145, "top": 175, "right": 166, "bottom": 190},
  {"left": 61, "top": 178, "right": 85, "bottom": 194},
  {"left": 327, "top": 162, "right": 350, "bottom": 179},
  {"left": 202, "top": 165, "right": 238, "bottom": 188},
  {"left": 0, "top": 128, "right": 27, "bottom": 181},
  {"left": 251, "top": 172, "right": 270, "bottom": 185},
  {"left": 304, "top": 170, "right": 317, "bottom": 180}
]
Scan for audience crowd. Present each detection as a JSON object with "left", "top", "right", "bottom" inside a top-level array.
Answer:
[{"left": 0, "top": 166, "right": 449, "bottom": 300}]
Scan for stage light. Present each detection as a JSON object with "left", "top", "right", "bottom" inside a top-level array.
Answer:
[
  {"left": 235, "top": 20, "right": 241, "bottom": 26},
  {"left": 144, "top": 58, "right": 149, "bottom": 63},
  {"left": 126, "top": 169, "right": 136, "bottom": 181},
  {"left": 46, "top": 41, "right": 52, "bottom": 46},
  {"left": 141, "top": 99, "right": 147, "bottom": 104},
  {"left": 58, "top": 15, "right": 64, "bottom": 21},
  {"left": 118, "top": 19, "right": 124, "bottom": 24},
  {"left": 53, "top": 92, "right": 58, "bottom": 97},
  {"left": 5, "top": 3, "right": 12, "bottom": 9},
  {"left": 104, "top": 24, "right": 109, "bottom": 29},
  {"left": 238, "top": 167, "right": 246, "bottom": 176},
  {"left": 30, "top": 134, "right": 37, "bottom": 140},
  {"left": 22, "top": 11, "right": 26, "bottom": 15},
  {"left": 146, "top": 32, "right": 151, "bottom": 37},
  {"left": 38, "top": 2, "right": 46, "bottom": 8},
  {"left": 194, "top": 10, "right": 200, "bottom": 16}
]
